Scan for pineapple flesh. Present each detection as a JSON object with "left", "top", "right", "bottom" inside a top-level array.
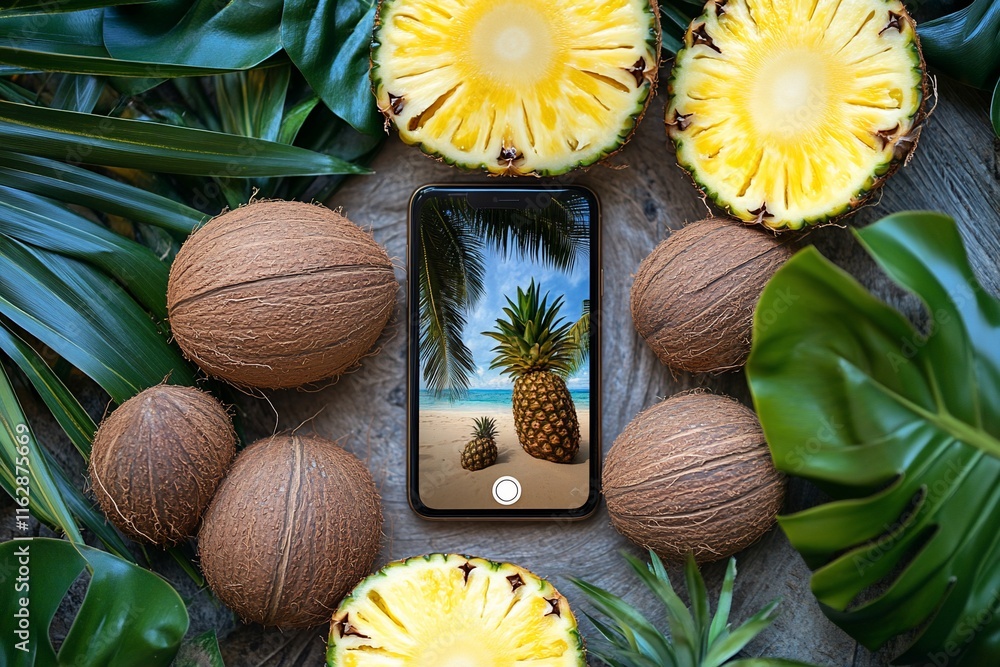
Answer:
[
  {"left": 666, "top": 0, "right": 926, "bottom": 229},
  {"left": 461, "top": 416, "right": 499, "bottom": 471},
  {"left": 485, "top": 281, "right": 581, "bottom": 464},
  {"left": 327, "top": 554, "right": 586, "bottom": 666},
  {"left": 371, "top": 0, "right": 660, "bottom": 175}
]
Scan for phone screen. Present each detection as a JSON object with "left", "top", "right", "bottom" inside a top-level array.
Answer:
[{"left": 408, "top": 185, "right": 600, "bottom": 518}]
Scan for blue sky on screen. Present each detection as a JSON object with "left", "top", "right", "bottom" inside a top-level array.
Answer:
[
  {"left": 468, "top": 248, "right": 589, "bottom": 390},
  {"left": 422, "top": 241, "right": 590, "bottom": 391}
]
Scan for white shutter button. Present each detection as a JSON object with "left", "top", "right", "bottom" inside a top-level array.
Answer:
[{"left": 492, "top": 476, "right": 521, "bottom": 505}]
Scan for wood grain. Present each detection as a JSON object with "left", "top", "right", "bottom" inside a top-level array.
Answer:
[{"left": 1, "top": 72, "right": 997, "bottom": 666}]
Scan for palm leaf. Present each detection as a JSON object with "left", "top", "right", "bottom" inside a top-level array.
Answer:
[
  {"left": 0, "top": 100, "right": 370, "bottom": 177},
  {"left": 992, "top": 79, "right": 1000, "bottom": 137},
  {"left": 0, "top": 361, "right": 83, "bottom": 543},
  {"left": 418, "top": 199, "right": 485, "bottom": 395},
  {"left": 49, "top": 73, "right": 104, "bottom": 112},
  {"left": 0, "top": 186, "right": 170, "bottom": 317},
  {"left": 0, "top": 320, "right": 96, "bottom": 458},
  {"left": 469, "top": 196, "right": 588, "bottom": 270},
  {"left": 0, "top": 0, "right": 147, "bottom": 16},
  {"left": 0, "top": 150, "right": 207, "bottom": 234},
  {"left": 0, "top": 237, "right": 194, "bottom": 403},
  {"left": 566, "top": 300, "right": 590, "bottom": 377}
]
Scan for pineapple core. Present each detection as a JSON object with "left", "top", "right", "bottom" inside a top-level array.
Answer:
[{"left": 468, "top": 3, "right": 556, "bottom": 84}]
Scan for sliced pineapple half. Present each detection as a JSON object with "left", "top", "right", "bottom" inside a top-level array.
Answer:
[
  {"left": 327, "top": 554, "right": 586, "bottom": 666},
  {"left": 371, "top": 0, "right": 660, "bottom": 176},
  {"left": 666, "top": 0, "right": 927, "bottom": 230}
]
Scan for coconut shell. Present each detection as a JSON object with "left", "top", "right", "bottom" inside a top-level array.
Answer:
[
  {"left": 89, "top": 384, "right": 236, "bottom": 546},
  {"left": 603, "top": 392, "right": 785, "bottom": 563},
  {"left": 198, "top": 433, "right": 383, "bottom": 628},
  {"left": 167, "top": 201, "right": 398, "bottom": 389},
  {"left": 630, "top": 218, "right": 794, "bottom": 373}
]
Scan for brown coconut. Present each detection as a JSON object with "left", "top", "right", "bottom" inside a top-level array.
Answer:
[
  {"left": 603, "top": 392, "right": 785, "bottom": 563},
  {"left": 197, "top": 433, "right": 382, "bottom": 628},
  {"left": 89, "top": 384, "right": 236, "bottom": 546},
  {"left": 630, "top": 218, "right": 794, "bottom": 373},
  {"left": 167, "top": 201, "right": 398, "bottom": 389}
]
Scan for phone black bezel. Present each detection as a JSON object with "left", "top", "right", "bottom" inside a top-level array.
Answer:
[{"left": 407, "top": 184, "right": 601, "bottom": 520}]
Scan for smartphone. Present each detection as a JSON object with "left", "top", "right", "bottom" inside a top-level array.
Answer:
[{"left": 408, "top": 184, "right": 601, "bottom": 519}]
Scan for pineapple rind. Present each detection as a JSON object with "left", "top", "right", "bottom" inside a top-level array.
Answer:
[
  {"left": 666, "top": 0, "right": 926, "bottom": 229},
  {"left": 371, "top": 0, "right": 660, "bottom": 176},
  {"left": 328, "top": 554, "right": 586, "bottom": 666}
]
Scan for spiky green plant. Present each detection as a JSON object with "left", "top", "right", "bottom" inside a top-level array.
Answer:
[
  {"left": 573, "top": 551, "right": 820, "bottom": 667},
  {"left": 484, "top": 281, "right": 587, "bottom": 463},
  {"left": 460, "top": 416, "right": 499, "bottom": 471}
]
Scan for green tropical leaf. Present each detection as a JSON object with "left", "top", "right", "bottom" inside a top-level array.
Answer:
[
  {"left": 0, "top": 538, "right": 188, "bottom": 666},
  {"left": 174, "top": 631, "right": 226, "bottom": 667},
  {"left": 0, "top": 0, "right": 146, "bottom": 16},
  {"left": 660, "top": 1, "right": 702, "bottom": 55},
  {"left": 918, "top": 0, "right": 1000, "bottom": 88},
  {"left": 418, "top": 199, "right": 485, "bottom": 395},
  {"left": 278, "top": 107, "right": 383, "bottom": 201},
  {"left": 103, "top": 0, "right": 283, "bottom": 70},
  {"left": 0, "top": 321, "right": 138, "bottom": 559},
  {"left": 216, "top": 66, "right": 289, "bottom": 142},
  {"left": 707, "top": 558, "right": 736, "bottom": 645},
  {"left": 0, "top": 186, "right": 170, "bottom": 318},
  {"left": 0, "top": 78, "right": 37, "bottom": 104},
  {"left": 0, "top": 363, "right": 82, "bottom": 542},
  {"left": 727, "top": 661, "right": 824, "bottom": 667},
  {"left": 747, "top": 211, "right": 1000, "bottom": 664},
  {"left": 0, "top": 321, "right": 96, "bottom": 458},
  {"left": 575, "top": 550, "right": 812, "bottom": 667},
  {"left": 282, "top": 0, "right": 382, "bottom": 135},
  {"left": 0, "top": 10, "right": 234, "bottom": 76},
  {"left": 49, "top": 73, "right": 104, "bottom": 113},
  {"left": 0, "top": 237, "right": 195, "bottom": 403},
  {"left": 0, "top": 150, "right": 207, "bottom": 235},
  {"left": 278, "top": 94, "right": 321, "bottom": 146},
  {"left": 992, "top": 78, "right": 1000, "bottom": 137},
  {"left": 0, "top": 100, "right": 370, "bottom": 177}
]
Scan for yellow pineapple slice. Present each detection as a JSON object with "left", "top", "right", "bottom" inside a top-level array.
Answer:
[
  {"left": 371, "top": 0, "right": 660, "bottom": 175},
  {"left": 327, "top": 554, "right": 586, "bottom": 666},
  {"left": 666, "top": 0, "right": 927, "bottom": 229}
]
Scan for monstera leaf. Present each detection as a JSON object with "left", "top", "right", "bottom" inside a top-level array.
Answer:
[
  {"left": 0, "top": 538, "right": 188, "bottom": 666},
  {"left": 747, "top": 211, "right": 1000, "bottom": 664}
]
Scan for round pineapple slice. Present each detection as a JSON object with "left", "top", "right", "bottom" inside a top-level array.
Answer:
[
  {"left": 666, "top": 0, "right": 927, "bottom": 230},
  {"left": 371, "top": 0, "right": 660, "bottom": 176},
  {"left": 327, "top": 554, "right": 586, "bottom": 666}
]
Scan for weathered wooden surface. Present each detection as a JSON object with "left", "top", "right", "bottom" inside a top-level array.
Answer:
[{"left": 2, "top": 72, "right": 998, "bottom": 666}]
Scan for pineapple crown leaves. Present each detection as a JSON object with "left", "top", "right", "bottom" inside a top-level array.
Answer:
[
  {"left": 483, "top": 280, "right": 578, "bottom": 378},
  {"left": 472, "top": 416, "right": 498, "bottom": 439},
  {"left": 572, "top": 551, "right": 822, "bottom": 667}
]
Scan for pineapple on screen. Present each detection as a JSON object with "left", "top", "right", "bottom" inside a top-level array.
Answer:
[
  {"left": 485, "top": 281, "right": 582, "bottom": 464},
  {"left": 461, "top": 416, "right": 499, "bottom": 471},
  {"left": 666, "top": 0, "right": 928, "bottom": 230},
  {"left": 371, "top": 0, "right": 661, "bottom": 175}
]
